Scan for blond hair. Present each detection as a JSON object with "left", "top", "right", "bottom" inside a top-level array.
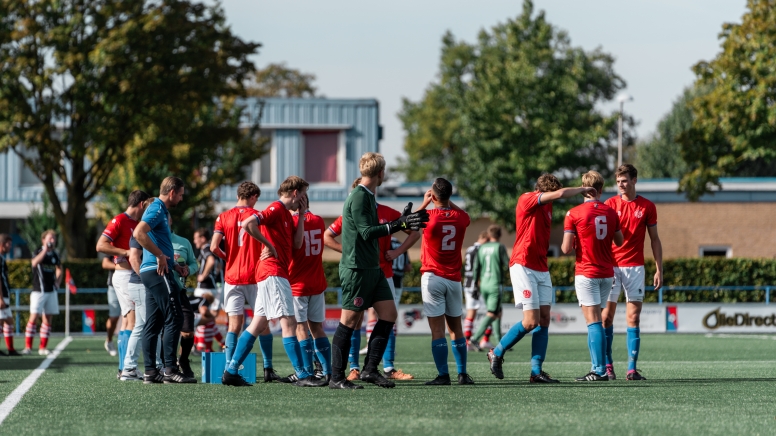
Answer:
[
  {"left": 160, "top": 176, "right": 184, "bottom": 196},
  {"left": 41, "top": 229, "right": 56, "bottom": 241},
  {"left": 581, "top": 170, "right": 605, "bottom": 194},
  {"left": 359, "top": 152, "right": 385, "bottom": 178}
]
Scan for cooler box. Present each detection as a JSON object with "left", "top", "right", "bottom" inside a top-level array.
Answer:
[{"left": 202, "top": 352, "right": 257, "bottom": 384}]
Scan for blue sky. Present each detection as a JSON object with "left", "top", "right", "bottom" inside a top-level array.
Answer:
[{"left": 217, "top": 0, "right": 748, "bottom": 169}]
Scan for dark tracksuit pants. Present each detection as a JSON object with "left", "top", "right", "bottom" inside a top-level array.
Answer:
[{"left": 140, "top": 270, "right": 183, "bottom": 372}]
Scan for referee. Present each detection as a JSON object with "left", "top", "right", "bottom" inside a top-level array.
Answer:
[
  {"left": 329, "top": 153, "right": 428, "bottom": 389},
  {"left": 133, "top": 177, "right": 195, "bottom": 384}
]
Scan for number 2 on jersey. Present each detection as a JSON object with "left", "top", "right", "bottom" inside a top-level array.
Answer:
[
  {"left": 594, "top": 216, "right": 607, "bottom": 240},
  {"left": 441, "top": 225, "right": 456, "bottom": 251},
  {"left": 304, "top": 229, "right": 322, "bottom": 256}
]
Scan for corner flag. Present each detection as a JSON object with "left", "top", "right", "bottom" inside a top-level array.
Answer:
[{"left": 66, "top": 268, "right": 77, "bottom": 294}]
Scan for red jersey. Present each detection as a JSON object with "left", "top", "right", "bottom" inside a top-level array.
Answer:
[
  {"left": 214, "top": 206, "right": 262, "bottom": 285},
  {"left": 564, "top": 200, "right": 620, "bottom": 279},
  {"left": 420, "top": 208, "right": 470, "bottom": 282},
  {"left": 377, "top": 204, "right": 402, "bottom": 279},
  {"left": 102, "top": 212, "right": 138, "bottom": 266},
  {"left": 255, "top": 201, "right": 294, "bottom": 282},
  {"left": 604, "top": 195, "right": 658, "bottom": 267},
  {"left": 289, "top": 211, "right": 328, "bottom": 296},
  {"left": 327, "top": 216, "right": 342, "bottom": 236},
  {"left": 510, "top": 192, "right": 553, "bottom": 272}
]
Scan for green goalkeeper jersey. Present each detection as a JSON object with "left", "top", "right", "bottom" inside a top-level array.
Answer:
[
  {"left": 340, "top": 185, "right": 390, "bottom": 270},
  {"left": 476, "top": 241, "right": 508, "bottom": 290}
]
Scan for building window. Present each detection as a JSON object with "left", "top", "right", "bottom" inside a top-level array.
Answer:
[
  {"left": 251, "top": 132, "right": 274, "bottom": 186},
  {"left": 303, "top": 131, "right": 339, "bottom": 184},
  {"left": 699, "top": 246, "right": 732, "bottom": 258}
]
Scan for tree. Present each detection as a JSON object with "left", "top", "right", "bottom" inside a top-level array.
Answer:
[
  {"left": 679, "top": 0, "right": 776, "bottom": 200},
  {"left": 0, "top": 0, "right": 260, "bottom": 258},
  {"left": 636, "top": 88, "right": 694, "bottom": 179},
  {"left": 398, "top": 0, "right": 631, "bottom": 227},
  {"left": 98, "top": 99, "right": 268, "bottom": 237},
  {"left": 245, "top": 63, "right": 318, "bottom": 98},
  {"left": 19, "top": 192, "right": 64, "bottom": 255}
]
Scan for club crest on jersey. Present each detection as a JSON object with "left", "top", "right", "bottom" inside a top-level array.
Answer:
[
  {"left": 635, "top": 209, "right": 644, "bottom": 218},
  {"left": 353, "top": 297, "right": 364, "bottom": 307},
  {"left": 523, "top": 290, "right": 532, "bottom": 299}
]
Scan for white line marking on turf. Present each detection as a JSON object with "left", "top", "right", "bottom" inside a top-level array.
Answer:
[
  {"left": 705, "top": 333, "right": 776, "bottom": 340},
  {"left": 0, "top": 336, "right": 72, "bottom": 426}
]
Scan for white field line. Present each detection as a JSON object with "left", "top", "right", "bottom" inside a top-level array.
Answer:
[
  {"left": 704, "top": 333, "right": 776, "bottom": 340},
  {"left": 0, "top": 336, "right": 73, "bottom": 426}
]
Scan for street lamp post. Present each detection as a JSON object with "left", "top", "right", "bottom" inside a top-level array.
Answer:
[{"left": 617, "top": 94, "right": 633, "bottom": 168}]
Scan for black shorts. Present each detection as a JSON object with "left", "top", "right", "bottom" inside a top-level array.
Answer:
[{"left": 180, "top": 288, "right": 195, "bottom": 333}]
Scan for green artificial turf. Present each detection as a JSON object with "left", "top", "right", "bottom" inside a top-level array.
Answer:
[{"left": 1, "top": 334, "right": 775, "bottom": 435}]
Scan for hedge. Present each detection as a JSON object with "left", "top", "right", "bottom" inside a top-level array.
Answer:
[{"left": 6, "top": 258, "right": 776, "bottom": 331}]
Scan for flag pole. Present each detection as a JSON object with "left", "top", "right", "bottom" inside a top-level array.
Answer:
[{"left": 65, "top": 286, "right": 70, "bottom": 337}]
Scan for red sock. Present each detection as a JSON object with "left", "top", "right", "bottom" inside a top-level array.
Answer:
[
  {"left": 366, "top": 319, "right": 376, "bottom": 341},
  {"left": 3, "top": 324, "right": 14, "bottom": 351},
  {"left": 483, "top": 326, "right": 493, "bottom": 343},
  {"left": 464, "top": 318, "right": 474, "bottom": 340},
  {"left": 25, "top": 322, "right": 36, "bottom": 349},
  {"left": 195, "top": 325, "right": 206, "bottom": 351},
  {"left": 40, "top": 323, "right": 51, "bottom": 349},
  {"left": 206, "top": 321, "right": 221, "bottom": 351}
]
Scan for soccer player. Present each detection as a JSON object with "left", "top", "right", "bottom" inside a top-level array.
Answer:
[
  {"left": 223, "top": 176, "right": 326, "bottom": 387},
  {"left": 23, "top": 230, "right": 62, "bottom": 355},
  {"left": 602, "top": 164, "right": 662, "bottom": 381},
  {"left": 101, "top": 257, "right": 119, "bottom": 358},
  {"left": 463, "top": 231, "right": 488, "bottom": 351},
  {"left": 470, "top": 225, "right": 508, "bottom": 350},
  {"left": 96, "top": 190, "right": 150, "bottom": 374},
  {"left": 120, "top": 233, "right": 150, "bottom": 381},
  {"left": 193, "top": 228, "right": 223, "bottom": 353},
  {"left": 328, "top": 153, "right": 428, "bottom": 390},
  {"left": 325, "top": 178, "right": 419, "bottom": 381},
  {"left": 211, "top": 181, "right": 279, "bottom": 382},
  {"left": 0, "top": 234, "right": 18, "bottom": 355},
  {"left": 487, "top": 174, "right": 596, "bottom": 383},
  {"left": 133, "top": 177, "right": 195, "bottom": 384},
  {"left": 170, "top": 218, "right": 199, "bottom": 378},
  {"left": 561, "top": 171, "right": 623, "bottom": 382},
  {"left": 416, "top": 178, "right": 473, "bottom": 385},
  {"left": 284, "top": 194, "right": 333, "bottom": 383}
]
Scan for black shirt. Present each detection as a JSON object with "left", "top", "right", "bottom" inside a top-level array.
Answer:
[
  {"left": 32, "top": 248, "right": 61, "bottom": 293},
  {"left": 189, "top": 295, "right": 208, "bottom": 313},
  {"left": 0, "top": 254, "right": 10, "bottom": 299},
  {"left": 196, "top": 244, "right": 217, "bottom": 289}
]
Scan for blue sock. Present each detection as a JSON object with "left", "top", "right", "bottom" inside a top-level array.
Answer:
[
  {"left": 604, "top": 325, "right": 614, "bottom": 366},
  {"left": 587, "top": 322, "right": 606, "bottom": 376},
  {"left": 225, "top": 332, "right": 237, "bottom": 363},
  {"left": 530, "top": 326, "right": 549, "bottom": 376},
  {"left": 259, "top": 334, "right": 273, "bottom": 369},
  {"left": 431, "top": 338, "right": 448, "bottom": 376},
  {"left": 451, "top": 337, "right": 467, "bottom": 375},
  {"left": 227, "top": 331, "right": 257, "bottom": 375},
  {"left": 382, "top": 329, "right": 396, "bottom": 370},
  {"left": 283, "top": 336, "right": 310, "bottom": 379},
  {"left": 117, "top": 330, "right": 127, "bottom": 371},
  {"left": 494, "top": 322, "right": 528, "bottom": 357},
  {"left": 299, "top": 338, "right": 315, "bottom": 374},
  {"left": 348, "top": 330, "right": 361, "bottom": 370},
  {"left": 313, "top": 336, "right": 332, "bottom": 375},
  {"left": 627, "top": 327, "right": 640, "bottom": 372}
]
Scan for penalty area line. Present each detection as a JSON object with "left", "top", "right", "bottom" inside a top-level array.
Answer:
[{"left": 0, "top": 336, "right": 73, "bottom": 426}]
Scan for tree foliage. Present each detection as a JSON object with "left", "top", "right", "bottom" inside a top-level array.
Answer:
[
  {"left": 679, "top": 0, "right": 776, "bottom": 200},
  {"left": 636, "top": 88, "right": 694, "bottom": 179},
  {"left": 398, "top": 0, "right": 631, "bottom": 228},
  {"left": 0, "top": 0, "right": 260, "bottom": 257},
  {"left": 245, "top": 63, "right": 318, "bottom": 98}
]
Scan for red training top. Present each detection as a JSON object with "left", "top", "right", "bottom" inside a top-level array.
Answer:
[
  {"left": 102, "top": 212, "right": 138, "bottom": 266},
  {"left": 289, "top": 211, "right": 328, "bottom": 296},
  {"left": 510, "top": 192, "right": 553, "bottom": 272},
  {"left": 420, "top": 208, "right": 470, "bottom": 282},
  {"left": 214, "top": 206, "right": 262, "bottom": 285},
  {"left": 377, "top": 204, "right": 402, "bottom": 279},
  {"left": 604, "top": 195, "right": 658, "bottom": 267},
  {"left": 564, "top": 200, "right": 620, "bottom": 279},
  {"left": 255, "top": 201, "right": 293, "bottom": 282}
]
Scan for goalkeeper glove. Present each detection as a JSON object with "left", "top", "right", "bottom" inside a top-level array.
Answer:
[{"left": 388, "top": 202, "right": 429, "bottom": 233}]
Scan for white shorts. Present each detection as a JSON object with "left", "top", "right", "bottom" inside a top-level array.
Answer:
[
  {"left": 224, "top": 283, "right": 260, "bottom": 316},
  {"left": 387, "top": 278, "right": 401, "bottom": 308},
  {"left": 608, "top": 266, "right": 646, "bottom": 303},
  {"left": 0, "top": 297, "right": 11, "bottom": 320},
  {"left": 510, "top": 264, "right": 553, "bottom": 310},
  {"left": 421, "top": 273, "right": 463, "bottom": 318},
  {"left": 257, "top": 276, "right": 294, "bottom": 320},
  {"left": 464, "top": 288, "right": 483, "bottom": 311},
  {"left": 112, "top": 269, "right": 134, "bottom": 316},
  {"left": 106, "top": 285, "right": 121, "bottom": 318},
  {"left": 293, "top": 293, "right": 325, "bottom": 323},
  {"left": 30, "top": 291, "right": 59, "bottom": 315},
  {"left": 575, "top": 275, "right": 614, "bottom": 307}
]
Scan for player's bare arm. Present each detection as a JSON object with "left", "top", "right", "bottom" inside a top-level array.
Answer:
[
  {"left": 385, "top": 231, "right": 420, "bottom": 261},
  {"left": 133, "top": 221, "right": 168, "bottom": 275},
  {"left": 323, "top": 229, "right": 342, "bottom": 253},
  {"left": 613, "top": 229, "right": 624, "bottom": 247},
  {"left": 101, "top": 256, "right": 116, "bottom": 271},
  {"left": 241, "top": 215, "right": 277, "bottom": 258},
  {"left": 210, "top": 232, "right": 227, "bottom": 260},
  {"left": 539, "top": 186, "right": 597, "bottom": 204},
  {"left": 561, "top": 232, "right": 576, "bottom": 254},
  {"left": 648, "top": 225, "right": 664, "bottom": 290},
  {"left": 197, "top": 255, "right": 215, "bottom": 283},
  {"left": 129, "top": 246, "right": 142, "bottom": 276},
  {"left": 30, "top": 244, "right": 49, "bottom": 268},
  {"left": 293, "top": 196, "right": 308, "bottom": 250}
]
